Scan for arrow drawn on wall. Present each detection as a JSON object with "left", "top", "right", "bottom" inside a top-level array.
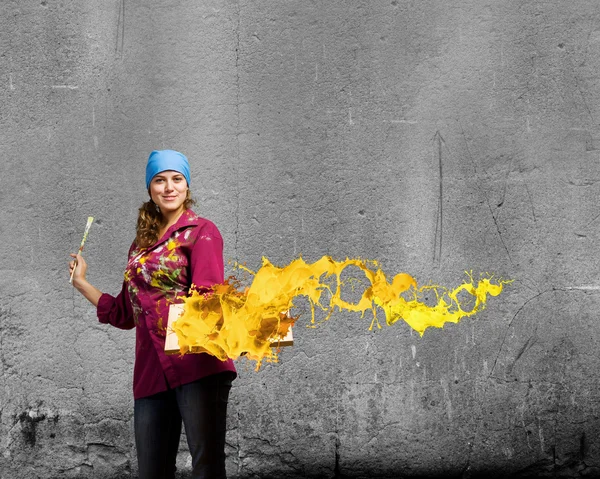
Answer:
[{"left": 433, "top": 130, "right": 445, "bottom": 265}]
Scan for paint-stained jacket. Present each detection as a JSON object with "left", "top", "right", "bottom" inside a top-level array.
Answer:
[{"left": 96, "top": 209, "right": 236, "bottom": 399}]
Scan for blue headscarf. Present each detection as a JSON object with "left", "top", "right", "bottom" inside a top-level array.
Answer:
[{"left": 145, "top": 150, "right": 191, "bottom": 189}]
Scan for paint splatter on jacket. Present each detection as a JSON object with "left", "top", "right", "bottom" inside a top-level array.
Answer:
[{"left": 96, "top": 209, "right": 236, "bottom": 399}]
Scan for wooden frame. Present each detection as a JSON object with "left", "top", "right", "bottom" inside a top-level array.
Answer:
[{"left": 164, "top": 303, "right": 294, "bottom": 355}]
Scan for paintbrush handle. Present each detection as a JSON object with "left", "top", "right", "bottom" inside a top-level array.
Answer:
[
  {"left": 69, "top": 217, "right": 94, "bottom": 285},
  {"left": 69, "top": 261, "right": 77, "bottom": 284}
]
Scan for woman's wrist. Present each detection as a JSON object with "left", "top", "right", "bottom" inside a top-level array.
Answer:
[
  {"left": 73, "top": 278, "right": 103, "bottom": 307},
  {"left": 73, "top": 277, "right": 90, "bottom": 292}
]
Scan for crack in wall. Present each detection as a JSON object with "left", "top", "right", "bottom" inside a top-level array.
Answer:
[
  {"left": 462, "top": 289, "right": 549, "bottom": 475},
  {"left": 488, "top": 289, "right": 549, "bottom": 380},
  {"left": 334, "top": 388, "right": 341, "bottom": 479},
  {"left": 463, "top": 287, "right": 598, "bottom": 476},
  {"left": 458, "top": 120, "right": 514, "bottom": 265},
  {"left": 0, "top": 306, "right": 11, "bottom": 428},
  {"left": 236, "top": 411, "right": 243, "bottom": 477},
  {"left": 233, "top": 0, "right": 242, "bottom": 262}
]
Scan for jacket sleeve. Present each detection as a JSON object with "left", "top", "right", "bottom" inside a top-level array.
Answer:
[
  {"left": 189, "top": 224, "right": 225, "bottom": 293},
  {"left": 97, "top": 281, "right": 135, "bottom": 330}
]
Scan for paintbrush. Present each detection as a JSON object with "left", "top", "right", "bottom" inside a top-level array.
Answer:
[{"left": 69, "top": 216, "right": 94, "bottom": 284}]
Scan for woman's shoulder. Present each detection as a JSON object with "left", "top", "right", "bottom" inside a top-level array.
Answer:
[{"left": 185, "top": 210, "right": 222, "bottom": 239}]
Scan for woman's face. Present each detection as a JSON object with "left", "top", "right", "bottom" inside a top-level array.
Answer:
[{"left": 149, "top": 170, "right": 188, "bottom": 215}]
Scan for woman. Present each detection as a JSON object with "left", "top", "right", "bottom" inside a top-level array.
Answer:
[{"left": 70, "top": 150, "right": 236, "bottom": 479}]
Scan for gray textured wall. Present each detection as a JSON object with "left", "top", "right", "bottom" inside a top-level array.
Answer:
[{"left": 2, "top": 1, "right": 600, "bottom": 478}]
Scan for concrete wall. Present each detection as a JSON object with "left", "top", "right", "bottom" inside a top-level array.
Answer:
[{"left": 2, "top": 1, "right": 600, "bottom": 477}]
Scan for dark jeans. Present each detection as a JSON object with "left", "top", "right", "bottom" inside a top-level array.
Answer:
[{"left": 134, "top": 372, "right": 234, "bottom": 479}]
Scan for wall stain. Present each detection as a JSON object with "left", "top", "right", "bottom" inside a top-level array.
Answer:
[{"left": 17, "top": 410, "right": 46, "bottom": 447}]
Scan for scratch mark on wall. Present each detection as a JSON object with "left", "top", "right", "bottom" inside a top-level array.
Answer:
[
  {"left": 0, "top": 308, "right": 8, "bottom": 392},
  {"left": 566, "top": 38, "right": 600, "bottom": 150},
  {"left": 566, "top": 178, "right": 600, "bottom": 186},
  {"left": 440, "top": 378, "right": 453, "bottom": 422},
  {"left": 524, "top": 183, "right": 537, "bottom": 223},
  {"left": 575, "top": 210, "right": 600, "bottom": 237},
  {"left": 565, "top": 285, "right": 600, "bottom": 291},
  {"left": 506, "top": 334, "right": 537, "bottom": 375},
  {"left": 463, "top": 289, "right": 552, "bottom": 472},
  {"left": 537, "top": 418, "right": 545, "bottom": 454},
  {"left": 496, "top": 155, "right": 514, "bottom": 211},
  {"left": 235, "top": 411, "right": 243, "bottom": 476},
  {"left": 573, "top": 73, "right": 596, "bottom": 127},
  {"left": 458, "top": 120, "right": 513, "bottom": 264},
  {"left": 513, "top": 335, "right": 536, "bottom": 364},
  {"left": 489, "top": 290, "right": 549, "bottom": 380},
  {"left": 585, "top": 211, "right": 600, "bottom": 227},
  {"left": 333, "top": 397, "right": 341, "bottom": 479}
]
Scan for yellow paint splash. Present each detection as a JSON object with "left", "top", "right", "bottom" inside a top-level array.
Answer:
[{"left": 172, "top": 256, "right": 510, "bottom": 365}]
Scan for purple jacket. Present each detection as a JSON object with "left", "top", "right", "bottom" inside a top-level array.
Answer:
[{"left": 97, "top": 209, "right": 236, "bottom": 399}]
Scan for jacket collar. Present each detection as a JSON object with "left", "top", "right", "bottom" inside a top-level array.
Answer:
[{"left": 153, "top": 209, "right": 201, "bottom": 248}]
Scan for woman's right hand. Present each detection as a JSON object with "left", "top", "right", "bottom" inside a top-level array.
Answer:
[
  {"left": 69, "top": 253, "right": 102, "bottom": 307},
  {"left": 69, "top": 253, "right": 88, "bottom": 286}
]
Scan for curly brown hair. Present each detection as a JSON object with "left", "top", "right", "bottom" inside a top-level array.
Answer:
[{"left": 135, "top": 190, "right": 196, "bottom": 248}]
